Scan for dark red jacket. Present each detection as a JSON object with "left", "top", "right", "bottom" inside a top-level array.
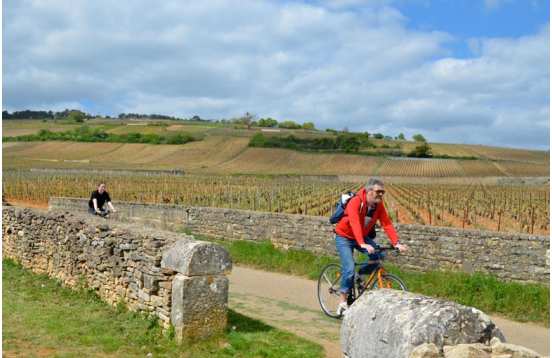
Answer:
[{"left": 335, "top": 188, "right": 399, "bottom": 246}]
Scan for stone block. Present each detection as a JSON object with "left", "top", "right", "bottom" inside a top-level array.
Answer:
[
  {"left": 491, "top": 342, "right": 541, "bottom": 358},
  {"left": 409, "top": 343, "right": 440, "bottom": 358},
  {"left": 443, "top": 344, "right": 490, "bottom": 358},
  {"left": 161, "top": 239, "right": 231, "bottom": 276},
  {"left": 143, "top": 274, "right": 159, "bottom": 294},
  {"left": 171, "top": 274, "right": 228, "bottom": 341}
]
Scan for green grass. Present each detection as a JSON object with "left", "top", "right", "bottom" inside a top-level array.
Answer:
[
  {"left": 384, "top": 266, "right": 549, "bottom": 325},
  {"left": 2, "top": 259, "right": 323, "bottom": 357},
  {"left": 195, "top": 236, "right": 550, "bottom": 326}
]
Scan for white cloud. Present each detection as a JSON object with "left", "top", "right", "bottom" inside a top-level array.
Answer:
[{"left": 3, "top": 0, "right": 549, "bottom": 149}]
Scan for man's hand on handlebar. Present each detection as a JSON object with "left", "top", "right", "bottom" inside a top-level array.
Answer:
[
  {"left": 394, "top": 243, "right": 408, "bottom": 252},
  {"left": 360, "top": 244, "right": 375, "bottom": 254}
]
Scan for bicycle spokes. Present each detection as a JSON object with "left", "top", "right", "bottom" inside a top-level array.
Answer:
[{"left": 317, "top": 263, "right": 343, "bottom": 319}]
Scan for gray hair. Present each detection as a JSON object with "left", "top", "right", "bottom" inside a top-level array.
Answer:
[{"left": 365, "top": 177, "right": 384, "bottom": 191}]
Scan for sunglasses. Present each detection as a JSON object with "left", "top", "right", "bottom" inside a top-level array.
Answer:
[{"left": 373, "top": 189, "right": 385, "bottom": 195}]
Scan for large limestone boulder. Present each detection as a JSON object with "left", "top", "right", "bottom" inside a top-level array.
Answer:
[{"left": 341, "top": 289, "right": 505, "bottom": 358}]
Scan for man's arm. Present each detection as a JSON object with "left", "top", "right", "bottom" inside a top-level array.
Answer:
[
  {"left": 107, "top": 201, "right": 116, "bottom": 212},
  {"left": 92, "top": 198, "right": 100, "bottom": 213},
  {"left": 347, "top": 197, "right": 366, "bottom": 247},
  {"left": 104, "top": 192, "right": 115, "bottom": 212}
]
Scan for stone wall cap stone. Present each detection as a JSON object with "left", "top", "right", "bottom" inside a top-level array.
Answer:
[{"left": 161, "top": 239, "right": 231, "bottom": 276}]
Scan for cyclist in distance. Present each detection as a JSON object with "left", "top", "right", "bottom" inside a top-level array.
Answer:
[
  {"left": 335, "top": 177, "right": 408, "bottom": 315},
  {"left": 88, "top": 182, "right": 117, "bottom": 216}
]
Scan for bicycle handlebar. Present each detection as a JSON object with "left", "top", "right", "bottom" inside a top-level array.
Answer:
[{"left": 373, "top": 246, "right": 399, "bottom": 252}]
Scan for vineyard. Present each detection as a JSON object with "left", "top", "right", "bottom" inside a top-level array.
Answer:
[
  {"left": 384, "top": 183, "right": 549, "bottom": 235},
  {"left": 2, "top": 170, "right": 358, "bottom": 217},
  {"left": 3, "top": 170, "right": 549, "bottom": 235}
]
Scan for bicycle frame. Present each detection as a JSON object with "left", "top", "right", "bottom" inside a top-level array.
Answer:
[
  {"left": 363, "top": 266, "right": 390, "bottom": 289},
  {"left": 355, "top": 258, "right": 392, "bottom": 291}
]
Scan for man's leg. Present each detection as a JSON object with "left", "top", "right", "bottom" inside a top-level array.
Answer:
[
  {"left": 335, "top": 235, "right": 355, "bottom": 303},
  {"left": 358, "top": 238, "right": 382, "bottom": 276}
]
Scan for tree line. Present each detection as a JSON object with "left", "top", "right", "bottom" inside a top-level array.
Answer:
[
  {"left": 3, "top": 126, "right": 196, "bottom": 145},
  {"left": 249, "top": 132, "right": 433, "bottom": 157},
  {"left": 3, "top": 109, "right": 432, "bottom": 156}
]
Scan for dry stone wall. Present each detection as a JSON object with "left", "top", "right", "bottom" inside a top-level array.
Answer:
[
  {"left": 49, "top": 197, "right": 549, "bottom": 284},
  {"left": 2, "top": 206, "right": 231, "bottom": 341}
]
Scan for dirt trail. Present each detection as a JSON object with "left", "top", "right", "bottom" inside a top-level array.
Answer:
[{"left": 228, "top": 266, "right": 550, "bottom": 358}]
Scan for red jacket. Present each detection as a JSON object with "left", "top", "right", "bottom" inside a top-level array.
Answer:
[{"left": 335, "top": 188, "right": 399, "bottom": 246}]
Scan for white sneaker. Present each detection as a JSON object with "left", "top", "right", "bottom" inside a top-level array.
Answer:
[{"left": 336, "top": 302, "right": 349, "bottom": 317}]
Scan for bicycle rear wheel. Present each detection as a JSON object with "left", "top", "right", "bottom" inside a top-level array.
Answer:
[
  {"left": 371, "top": 273, "right": 408, "bottom": 291},
  {"left": 317, "top": 263, "right": 343, "bottom": 318}
]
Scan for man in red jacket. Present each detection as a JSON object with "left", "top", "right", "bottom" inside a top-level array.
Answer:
[{"left": 335, "top": 178, "right": 408, "bottom": 316}]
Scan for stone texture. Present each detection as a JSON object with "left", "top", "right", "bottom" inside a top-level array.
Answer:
[
  {"left": 444, "top": 344, "right": 490, "bottom": 358},
  {"left": 161, "top": 240, "right": 232, "bottom": 276},
  {"left": 3, "top": 207, "right": 231, "bottom": 340},
  {"left": 171, "top": 274, "right": 228, "bottom": 341},
  {"left": 49, "top": 197, "right": 549, "bottom": 284},
  {"left": 341, "top": 289, "right": 505, "bottom": 358},
  {"left": 410, "top": 343, "right": 441, "bottom": 358},
  {"left": 492, "top": 342, "right": 541, "bottom": 358}
]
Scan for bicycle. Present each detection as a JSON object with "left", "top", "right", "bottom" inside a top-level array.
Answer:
[{"left": 317, "top": 246, "right": 407, "bottom": 319}]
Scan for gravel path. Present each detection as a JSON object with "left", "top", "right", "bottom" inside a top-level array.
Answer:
[{"left": 228, "top": 266, "right": 550, "bottom": 358}]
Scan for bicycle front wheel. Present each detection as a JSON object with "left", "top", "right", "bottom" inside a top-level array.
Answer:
[
  {"left": 371, "top": 273, "right": 408, "bottom": 291},
  {"left": 317, "top": 263, "right": 343, "bottom": 319}
]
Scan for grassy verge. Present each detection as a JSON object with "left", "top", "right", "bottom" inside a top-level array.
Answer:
[
  {"left": 197, "top": 236, "right": 549, "bottom": 326},
  {"left": 2, "top": 259, "right": 323, "bottom": 358}
]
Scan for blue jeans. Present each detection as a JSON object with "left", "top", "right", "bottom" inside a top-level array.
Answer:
[{"left": 335, "top": 235, "right": 383, "bottom": 294}]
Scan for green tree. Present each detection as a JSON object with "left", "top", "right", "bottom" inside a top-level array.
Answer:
[
  {"left": 258, "top": 117, "right": 278, "bottom": 127},
  {"left": 408, "top": 142, "right": 432, "bottom": 158},
  {"left": 396, "top": 133, "right": 406, "bottom": 140},
  {"left": 412, "top": 133, "right": 427, "bottom": 142},
  {"left": 242, "top": 112, "right": 255, "bottom": 129},
  {"left": 336, "top": 134, "right": 360, "bottom": 153},
  {"left": 302, "top": 122, "right": 315, "bottom": 130},
  {"left": 249, "top": 133, "right": 268, "bottom": 147},
  {"left": 278, "top": 120, "right": 301, "bottom": 129},
  {"left": 67, "top": 110, "right": 86, "bottom": 123}
]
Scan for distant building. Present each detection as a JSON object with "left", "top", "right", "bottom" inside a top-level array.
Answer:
[{"left": 261, "top": 128, "right": 281, "bottom": 132}]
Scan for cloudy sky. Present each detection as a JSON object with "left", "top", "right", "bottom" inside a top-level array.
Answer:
[{"left": 3, "top": 0, "right": 550, "bottom": 149}]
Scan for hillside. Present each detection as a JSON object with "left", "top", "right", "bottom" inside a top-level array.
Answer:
[{"left": 2, "top": 119, "right": 549, "bottom": 177}]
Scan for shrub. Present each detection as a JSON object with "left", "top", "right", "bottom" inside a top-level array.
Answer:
[
  {"left": 278, "top": 120, "right": 302, "bottom": 129},
  {"left": 3, "top": 126, "right": 196, "bottom": 145},
  {"left": 302, "top": 122, "right": 315, "bottom": 130},
  {"left": 257, "top": 117, "right": 278, "bottom": 128},
  {"left": 408, "top": 142, "right": 433, "bottom": 157}
]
